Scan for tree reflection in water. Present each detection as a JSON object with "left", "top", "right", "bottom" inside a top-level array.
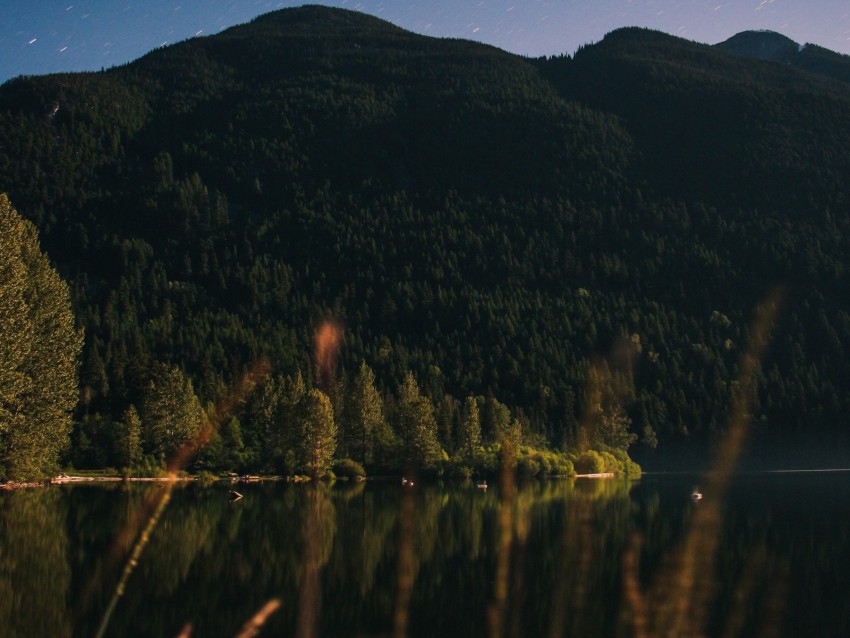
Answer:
[
  {"left": 0, "top": 488, "right": 72, "bottom": 638},
  {"left": 5, "top": 470, "right": 850, "bottom": 637}
]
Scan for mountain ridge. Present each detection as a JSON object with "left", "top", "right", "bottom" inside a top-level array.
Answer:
[{"left": 714, "top": 28, "right": 850, "bottom": 85}]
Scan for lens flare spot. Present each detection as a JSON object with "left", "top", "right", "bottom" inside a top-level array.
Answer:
[{"left": 315, "top": 321, "right": 343, "bottom": 389}]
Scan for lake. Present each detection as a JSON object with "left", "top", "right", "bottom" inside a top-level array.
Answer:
[{"left": 2, "top": 471, "right": 849, "bottom": 637}]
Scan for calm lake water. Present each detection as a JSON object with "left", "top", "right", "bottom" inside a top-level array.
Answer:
[{"left": 2, "top": 471, "right": 849, "bottom": 637}]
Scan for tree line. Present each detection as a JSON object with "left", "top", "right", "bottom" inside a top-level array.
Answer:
[{"left": 76, "top": 356, "right": 640, "bottom": 480}]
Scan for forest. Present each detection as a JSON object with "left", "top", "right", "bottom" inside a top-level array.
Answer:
[{"left": 1, "top": 6, "right": 849, "bottom": 476}]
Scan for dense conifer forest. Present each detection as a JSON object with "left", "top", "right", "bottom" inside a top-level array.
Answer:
[{"left": 1, "top": 6, "right": 849, "bottom": 474}]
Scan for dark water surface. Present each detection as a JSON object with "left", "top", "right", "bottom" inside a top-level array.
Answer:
[{"left": 2, "top": 472, "right": 849, "bottom": 637}]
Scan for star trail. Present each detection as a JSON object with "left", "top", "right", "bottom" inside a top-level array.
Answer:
[{"left": 2, "top": 1, "right": 849, "bottom": 83}]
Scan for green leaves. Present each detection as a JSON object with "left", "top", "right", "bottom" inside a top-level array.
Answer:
[
  {"left": 395, "top": 372, "right": 441, "bottom": 470},
  {"left": 343, "top": 361, "right": 384, "bottom": 466},
  {"left": 457, "top": 396, "right": 481, "bottom": 463},
  {"left": 142, "top": 364, "right": 203, "bottom": 465},
  {"left": 298, "top": 388, "right": 337, "bottom": 480},
  {"left": 0, "top": 195, "right": 32, "bottom": 443},
  {"left": 0, "top": 194, "right": 82, "bottom": 480}
]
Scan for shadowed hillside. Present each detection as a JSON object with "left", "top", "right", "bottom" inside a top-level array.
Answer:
[{"left": 1, "top": 6, "right": 849, "bottom": 469}]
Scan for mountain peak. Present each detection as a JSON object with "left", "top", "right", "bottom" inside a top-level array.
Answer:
[
  {"left": 714, "top": 30, "right": 850, "bottom": 86},
  {"left": 714, "top": 30, "right": 801, "bottom": 62},
  {"left": 228, "top": 5, "right": 408, "bottom": 39}
]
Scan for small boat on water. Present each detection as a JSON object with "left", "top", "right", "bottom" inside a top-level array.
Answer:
[
  {"left": 691, "top": 487, "right": 703, "bottom": 501},
  {"left": 476, "top": 480, "right": 487, "bottom": 490}
]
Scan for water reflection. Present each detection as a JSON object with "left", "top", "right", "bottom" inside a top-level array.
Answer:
[
  {"left": 0, "top": 489, "right": 72, "bottom": 638},
  {"left": 1, "top": 474, "right": 849, "bottom": 637}
]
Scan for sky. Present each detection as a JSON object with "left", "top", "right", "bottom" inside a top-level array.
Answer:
[{"left": 2, "top": 1, "right": 850, "bottom": 84}]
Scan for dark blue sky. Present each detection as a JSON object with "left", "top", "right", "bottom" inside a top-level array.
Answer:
[{"left": 2, "top": 1, "right": 849, "bottom": 84}]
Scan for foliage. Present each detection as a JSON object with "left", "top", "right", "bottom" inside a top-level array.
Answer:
[
  {"left": 394, "top": 372, "right": 442, "bottom": 471},
  {"left": 332, "top": 457, "right": 366, "bottom": 479},
  {"left": 119, "top": 405, "right": 142, "bottom": 468},
  {"left": 342, "top": 361, "right": 384, "bottom": 467},
  {"left": 457, "top": 396, "right": 482, "bottom": 463},
  {"left": 575, "top": 450, "right": 606, "bottom": 475},
  {"left": 141, "top": 364, "right": 204, "bottom": 466},
  {"left": 517, "top": 446, "right": 576, "bottom": 478},
  {"left": 0, "top": 490, "right": 71, "bottom": 634},
  {"left": 298, "top": 388, "right": 337, "bottom": 479},
  {"left": 0, "top": 194, "right": 82, "bottom": 480}
]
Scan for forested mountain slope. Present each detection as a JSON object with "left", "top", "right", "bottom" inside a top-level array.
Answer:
[
  {"left": 1, "top": 6, "right": 848, "bottom": 469},
  {"left": 715, "top": 29, "right": 850, "bottom": 86}
]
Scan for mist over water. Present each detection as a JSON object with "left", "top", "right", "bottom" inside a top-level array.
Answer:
[{"left": 2, "top": 474, "right": 849, "bottom": 637}]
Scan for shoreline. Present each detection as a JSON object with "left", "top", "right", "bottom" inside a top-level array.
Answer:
[
  {"left": 1, "top": 475, "right": 198, "bottom": 490},
  {"left": 3, "top": 470, "right": 622, "bottom": 491}
]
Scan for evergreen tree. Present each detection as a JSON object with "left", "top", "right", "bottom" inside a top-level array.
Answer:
[
  {"left": 435, "top": 394, "right": 461, "bottom": 455},
  {"left": 298, "top": 388, "right": 337, "bottom": 480},
  {"left": 481, "top": 394, "right": 511, "bottom": 444},
  {"left": 247, "top": 375, "right": 283, "bottom": 471},
  {"left": 279, "top": 371, "right": 306, "bottom": 472},
  {"left": 558, "top": 388, "right": 579, "bottom": 451},
  {"left": 0, "top": 197, "right": 31, "bottom": 478},
  {"left": 0, "top": 194, "right": 82, "bottom": 480},
  {"left": 499, "top": 418, "right": 523, "bottom": 470},
  {"left": 221, "top": 416, "right": 248, "bottom": 471},
  {"left": 395, "top": 372, "right": 441, "bottom": 470},
  {"left": 142, "top": 364, "right": 204, "bottom": 466},
  {"left": 344, "top": 361, "right": 384, "bottom": 466},
  {"left": 596, "top": 404, "right": 638, "bottom": 451},
  {"left": 457, "top": 396, "right": 481, "bottom": 462},
  {"left": 584, "top": 365, "right": 638, "bottom": 451},
  {"left": 120, "top": 404, "right": 142, "bottom": 468}
]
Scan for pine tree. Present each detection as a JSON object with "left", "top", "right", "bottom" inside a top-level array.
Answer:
[
  {"left": 435, "top": 394, "right": 460, "bottom": 454},
  {"left": 142, "top": 364, "right": 203, "bottom": 466},
  {"left": 395, "top": 372, "right": 441, "bottom": 470},
  {"left": 279, "top": 371, "right": 306, "bottom": 472},
  {"left": 499, "top": 418, "right": 523, "bottom": 470},
  {"left": 457, "top": 396, "right": 481, "bottom": 462},
  {"left": 0, "top": 194, "right": 83, "bottom": 480},
  {"left": 584, "top": 364, "right": 637, "bottom": 451},
  {"left": 481, "top": 393, "right": 511, "bottom": 444},
  {"left": 596, "top": 404, "right": 638, "bottom": 451},
  {"left": 120, "top": 404, "right": 142, "bottom": 468},
  {"left": 0, "top": 197, "right": 31, "bottom": 477},
  {"left": 344, "top": 361, "right": 384, "bottom": 466},
  {"left": 559, "top": 387, "right": 579, "bottom": 450},
  {"left": 221, "top": 416, "right": 247, "bottom": 470},
  {"left": 298, "top": 388, "right": 337, "bottom": 480},
  {"left": 249, "top": 375, "right": 284, "bottom": 471}
]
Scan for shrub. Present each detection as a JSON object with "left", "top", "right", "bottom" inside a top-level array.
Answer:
[
  {"left": 453, "top": 464, "right": 474, "bottom": 480},
  {"left": 332, "top": 458, "right": 366, "bottom": 480},
  {"left": 196, "top": 470, "right": 218, "bottom": 485},
  {"left": 517, "top": 455, "right": 541, "bottom": 479},
  {"left": 610, "top": 449, "right": 642, "bottom": 476},
  {"left": 561, "top": 458, "right": 576, "bottom": 477},
  {"left": 474, "top": 447, "right": 499, "bottom": 475},
  {"left": 537, "top": 452, "right": 555, "bottom": 476},
  {"left": 598, "top": 451, "right": 621, "bottom": 473},
  {"left": 575, "top": 450, "right": 605, "bottom": 474}
]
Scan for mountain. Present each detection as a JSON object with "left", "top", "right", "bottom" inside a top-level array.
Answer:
[
  {"left": 1, "top": 7, "right": 849, "bottom": 469},
  {"left": 715, "top": 30, "right": 802, "bottom": 63},
  {"left": 715, "top": 29, "right": 850, "bottom": 85}
]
